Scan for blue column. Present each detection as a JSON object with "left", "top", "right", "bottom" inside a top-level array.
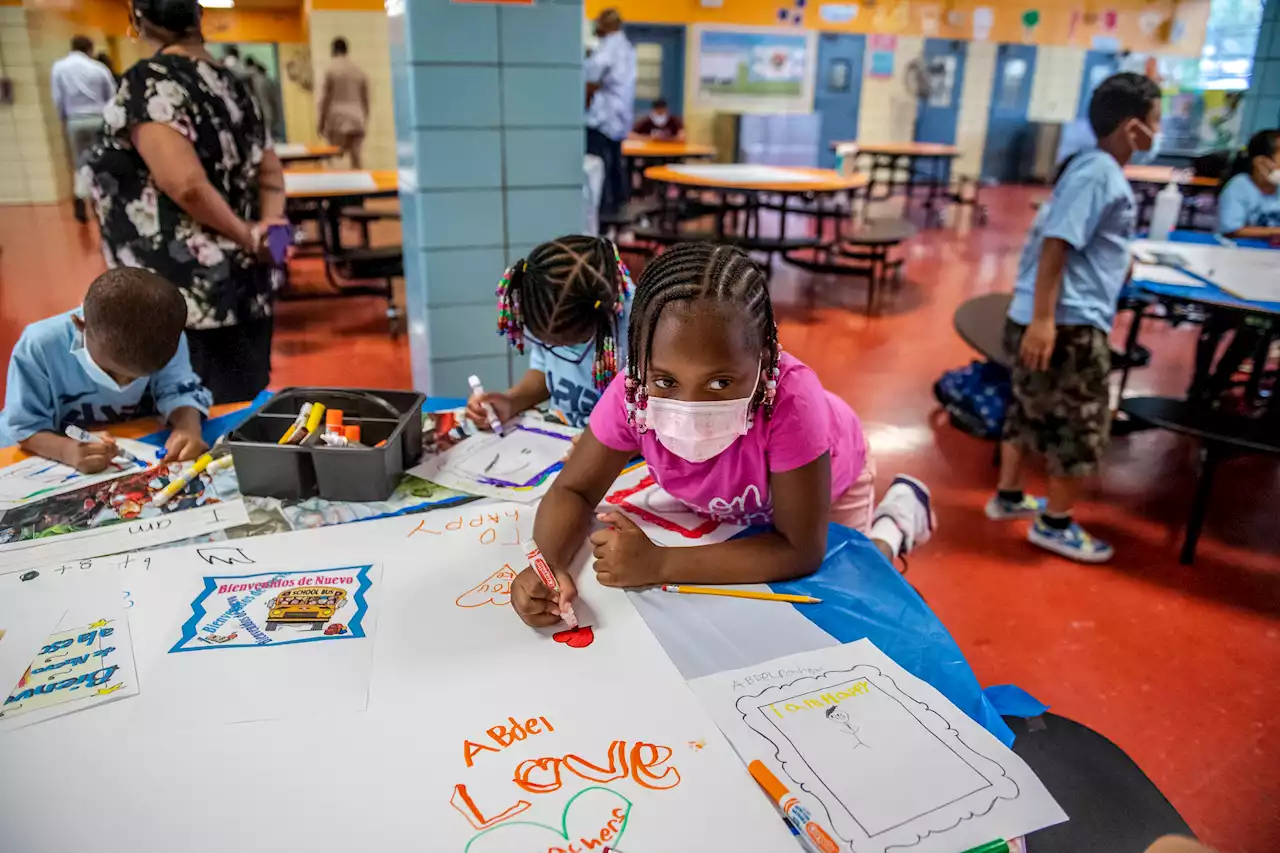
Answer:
[
  {"left": 388, "top": 0, "right": 585, "bottom": 396},
  {"left": 1240, "top": 1, "right": 1280, "bottom": 139}
]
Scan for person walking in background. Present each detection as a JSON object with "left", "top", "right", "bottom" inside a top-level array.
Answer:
[
  {"left": 220, "top": 44, "right": 250, "bottom": 81},
  {"left": 96, "top": 52, "right": 121, "bottom": 85},
  {"left": 584, "top": 9, "right": 635, "bottom": 219},
  {"left": 51, "top": 35, "right": 116, "bottom": 223},
  {"left": 318, "top": 37, "right": 369, "bottom": 169},
  {"left": 245, "top": 57, "right": 284, "bottom": 143},
  {"left": 87, "top": 0, "right": 286, "bottom": 404}
]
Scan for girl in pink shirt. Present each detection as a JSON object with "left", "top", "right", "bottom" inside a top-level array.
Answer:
[{"left": 512, "top": 243, "right": 934, "bottom": 627}]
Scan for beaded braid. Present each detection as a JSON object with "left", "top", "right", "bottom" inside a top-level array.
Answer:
[
  {"left": 624, "top": 243, "right": 781, "bottom": 433},
  {"left": 494, "top": 235, "right": 632, "bottom": 390}
]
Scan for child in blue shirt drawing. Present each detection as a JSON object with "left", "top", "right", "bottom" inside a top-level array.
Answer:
[
  {"left": 987, "top": 73, "right": 1162, "bottom": 563},
  {"left": 0, "top": 268, "right": 212, "bottom": 471},
  {"left": 467, "top": 235, "right": 633, "bottom": 430},
  {"left": 1216, "top": 129, "right": 1280, "bottom": 239}
]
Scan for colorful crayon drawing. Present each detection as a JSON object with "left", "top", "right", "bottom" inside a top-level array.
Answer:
[
  {"left": 170, "top": 565, "right": 373, "bottom": 652},
  {"left": 0, "top": 438, "right": 157, "bottom": 511},
  {"left": 409, "top": 416, "right": 578, "bottom": 503}
]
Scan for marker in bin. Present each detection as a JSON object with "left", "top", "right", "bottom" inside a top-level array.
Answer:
[
  {"left": 467, "top": 374, "right": 505, "bottom": 436},
  {"left": 526, "top": 540, "right": 577, "bottom": 629}
]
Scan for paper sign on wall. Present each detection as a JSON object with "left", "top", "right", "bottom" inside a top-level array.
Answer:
[
  {"left": 973, "top": 6, "right": 995, "bottom": 40},
  {"left": 869, "top": 51, "right": 895, "bottom": 79},
  {"left": 918, "top": 3, "right": 940, "bottom": 35},
  {"left": 691, "top": 640, "right": 1068, "bottom": 853},
  {"left": 820, "top": 3, "right": 859, "bottom": 23}
]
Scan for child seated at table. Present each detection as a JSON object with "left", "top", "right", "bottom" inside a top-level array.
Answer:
[
  {"left": 1217, "top": 129, "right": 1280, "bottom": 239},
  {"left": 985, "top": 72, "right": 1162, "bottom": 563},
  {"left": 508, "top": 242, "right": 936, "bottom": 627},
  {"left": 468, "top": 235, "right": 634, "bottom": 430},
  {"left": 0, "top": 268, "right": 211, "bottom": 472}
]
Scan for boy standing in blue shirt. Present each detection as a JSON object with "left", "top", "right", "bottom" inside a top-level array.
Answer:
[
  {"left": 986, "top": 73, "right": 1162, "bottom": 563},
  {"left": 1, "top": 268, "right": 212, "bottom": 472}
]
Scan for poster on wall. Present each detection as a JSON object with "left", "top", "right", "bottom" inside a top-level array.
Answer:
[
  {"left": 698, "top": 29, "right": 810, "bottom": 98},
  {"left": 973, "top": 6, "right": 995, "bottom": 41}
]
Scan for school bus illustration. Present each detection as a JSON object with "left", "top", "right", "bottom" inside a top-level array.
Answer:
[{"left": 265, "top": 586, "right": 347, "bottom": 632}]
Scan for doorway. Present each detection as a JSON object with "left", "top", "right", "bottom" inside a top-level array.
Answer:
[
  {"left": 626, "top": 24, "right": 686, "bottom": 120},
  {"left": 815, "top": 33, "right": 866, "bottom": 169},
  {"left": 981, "top": 43, "right": 1037, "bottom": 182}
]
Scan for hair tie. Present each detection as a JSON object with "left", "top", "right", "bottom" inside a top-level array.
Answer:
[{"left": 594, "top": 299, "right": 602, "bottom": 309}]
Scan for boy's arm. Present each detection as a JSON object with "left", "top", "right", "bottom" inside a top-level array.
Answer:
[
  {"left": 5, "top": 341, "right": 118, "bottom": 472},
  {"left": 150, "top": 333, "right": 212, "bottom": 461},
  {"left": 593, "top": 453, "right": 831, "bottom": 587},
  {"left": 1021, "top": 237, "right": 1069, "bottom": 371},
  {"left": 18, "top": 432, "right": 116, "bottom": 473}
]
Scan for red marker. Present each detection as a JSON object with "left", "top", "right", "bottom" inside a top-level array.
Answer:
[{"left": 526, "top": 540, "right": 578, "bottom": 628}]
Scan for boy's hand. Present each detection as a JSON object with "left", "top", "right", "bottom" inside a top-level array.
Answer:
[
  {"left": 590, "top": 511, "right": 663, "bottom": 588},
  {"left": 164, "top": 428, "right": 208, "bottom": 463},
  {"left": 511, "top": 566, "right": 578, "bottom": 628},
  {"left": 1020, "top": 319, "right": 1057, "bottom": 372},
  {"left": 465, "top": 391, "right": 513, "bottom": 430},
  {"left": 69, "top": 437, "right": 117, "bottom": 474}
]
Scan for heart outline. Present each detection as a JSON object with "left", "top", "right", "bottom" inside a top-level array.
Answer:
[{"left": 464, "top": 786, "right": 632, "bottom": 853}]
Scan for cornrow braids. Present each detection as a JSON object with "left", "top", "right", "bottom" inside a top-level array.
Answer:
[
  {"left": 494, "top": 234, "right": 633, "bottom": 390},
  {"left": 624, "top": 243, "right": 781, "bottom": 433}
]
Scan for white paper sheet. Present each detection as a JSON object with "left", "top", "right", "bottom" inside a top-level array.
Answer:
[
  {"left": 1131, "top": 240, "right": 1280, "bottom": 302},
  {"left": 284, "top": 170, "right": 378, "bottom": 193},
  {"left": 0, "top": 565, "right": 139, "bottom": 731},
  {"left": 691, "top": 640, "right": 1067, "bottom": 853},
  {"left": 0, "top": 461, "right": 249, "bottom": 575},
  {"left": 0, "top": 438, "right": 161, "bottom": 510},
  {"left": 273, "top": 142, "right": 310, "bottom": 156},
  {"left": 1132, "top": 262, "right": 1205, "bottom": 288},
  {"left": 407, "top": 416, "right": 578, "bottom": 502},
  {"left": 0, "top": 587, "right": 65, "bottom": 706},
  {"left": 599, "top": 462, "right": 746, "bottom": 547},
  {"left": 0, "top": 507, "right": 797, "bottom": 853},
  {"left": 667, "top": 163, "right": 826, "bottom": 184}
]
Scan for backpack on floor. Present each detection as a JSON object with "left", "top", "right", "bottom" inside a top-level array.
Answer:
[{"left": 933, "top": 360, "right": 1011, "bottom": 440}]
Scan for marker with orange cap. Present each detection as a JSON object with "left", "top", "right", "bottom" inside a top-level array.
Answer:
[{"left": 748, "top": 760, "right": 839, "bottom": 853}]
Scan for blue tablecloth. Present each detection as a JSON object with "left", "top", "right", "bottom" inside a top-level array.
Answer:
[{"left": 1130, "top": 230, "right": 1280, "bottom": 313}]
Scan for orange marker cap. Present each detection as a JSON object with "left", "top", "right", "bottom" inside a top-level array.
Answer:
[
  {"left": 747, "top": 760, "right": 789, "bottom": 803},
  {"left": 326, "top": 409, "right": 344, "bottom": 428},
  {"left": 344, "top": 424, "right": 361, "bottom": 443}
]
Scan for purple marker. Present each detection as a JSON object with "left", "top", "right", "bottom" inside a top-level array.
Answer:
[{"left": 267, "top": 223, "right": 292, "bottom": 267}]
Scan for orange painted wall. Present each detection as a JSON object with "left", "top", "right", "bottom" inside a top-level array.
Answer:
[
  {"left": 40, "top": 0, "right": 306, "bottom": 43},
  {"left": 587, "top": 0, "right": 1209, "bottom": 56}
]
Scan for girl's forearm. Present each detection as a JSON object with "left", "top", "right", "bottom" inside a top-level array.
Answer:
[
  {"left": 532, "top": 485, "right": 595, "bottom": 572},
  {"left": 507, "top": 369, "right": 552, "bottom": 414}
]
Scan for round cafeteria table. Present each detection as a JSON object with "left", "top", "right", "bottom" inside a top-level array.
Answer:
[
  {"left": 639, "top": 164, "right": 868, "bottom": 273},
  {"left": 833, "top": 140, "right": 965, "bottom": 222}
]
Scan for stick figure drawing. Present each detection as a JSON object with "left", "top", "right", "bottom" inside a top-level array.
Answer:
[{"left": 825, "top": 705, "right": 869, "bottom": 749}]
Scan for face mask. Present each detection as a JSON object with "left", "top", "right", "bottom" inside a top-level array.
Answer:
[
  {"left": 649, "top": 112, "right": 669, "bottom": 127},
  {"left": 1265, "top": 160, "right": 1280, "bottom": 187},
  {"left": 73, "top": 336, "right": 144, "bottom": 394},
  {"left": 1128, "top": 121, "right": 1160, "bottom": 165},
  {"left": 645, "top": 363, "right": 761, "bottom": 463}
]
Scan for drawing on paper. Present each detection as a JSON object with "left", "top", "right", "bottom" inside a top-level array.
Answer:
[
  {"left": 0, "top": 616, "right": 135, "bottom": 722},
  {"left": 0, "top": 461, "right": 229, "bottom": 545},
  {"left": 456, "top": 565, "right": 518, "bottom": 608},
  {"left": 0, "top": 438, "right": 157, "bottom": 510},
  {"left": 737, "top": 666, "right": 1019, "bottom": 849},
  {"left": 170, "top": 565, "right": 373, "bottom": 652},
  {"left": 552, "top": 626, "right": 595, "bottom": 649},
  {"left": 605, "top": 472, "right": 723, "bottom": 539},
  {"left": 464, "top": 786, "right": 632, "bottom": 853},
  {"left": 409, "top": 418, "right": 578, "bottom": 502}
]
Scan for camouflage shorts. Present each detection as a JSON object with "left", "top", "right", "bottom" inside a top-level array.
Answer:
[{"left": 1002, "top": 318, "right": 1111, "bottom": 478}]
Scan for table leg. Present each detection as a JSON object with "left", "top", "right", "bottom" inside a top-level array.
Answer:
[
  {"left": 1181, "top": 444, "right": 1218, "bottom": 565},
  {"left": 1116, "top": 303, "right": 1146, "bottom": 403}
]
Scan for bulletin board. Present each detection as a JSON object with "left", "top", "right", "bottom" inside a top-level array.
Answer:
[{"left": 696, "top": 26, "right": 814, "bottom": 101}]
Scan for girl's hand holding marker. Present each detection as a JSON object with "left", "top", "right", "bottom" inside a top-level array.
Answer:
[{"left": 512, "top": 541, "right": 579, "bottom": 629}]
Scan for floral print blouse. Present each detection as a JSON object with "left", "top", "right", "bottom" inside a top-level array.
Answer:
[{"left": 88, "top": 54, "right": 272, "bottom": 330}]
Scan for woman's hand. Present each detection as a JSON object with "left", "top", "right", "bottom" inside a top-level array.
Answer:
[
  {"left": 511, "top": 566, "right": 578, "bottom": 628},
  {"left": 590, "top": 511, "right": 664, "bottom": 588}
]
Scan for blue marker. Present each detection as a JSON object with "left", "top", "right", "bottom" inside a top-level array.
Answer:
[{"left": 63, "top": 425, "right": 148, "bottom": 467}]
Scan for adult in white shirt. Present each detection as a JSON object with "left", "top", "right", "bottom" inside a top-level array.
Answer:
[
  {"left": 584, "top": 9, "right": 636, "bottom": 219},
  {"left": 50, "top": 35, "right": 116, "bottom": 222}
]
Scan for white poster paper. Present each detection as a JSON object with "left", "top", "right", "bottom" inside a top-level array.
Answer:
[
  {"left": 283, "top": 170, "right": 378, "bottom": 194},
  {"left": 408, "top": 417, "right": 578, "bottom": 503},
  {"left": 0, "top": 438, "right": 161, "bottom": 510},
  {"left": 0, "top": 566, "right": 139, "bottom": 731},
  {"left": 692, "top": 640, "right": 1067, "bottom": 853},
  {"left": 668, "top": 163, "right": 826, "bottom": 184},
  {"left": 599, "top": 462, "right": 745, "bottom": 547},
  {"left": 0, "top": 590, "right": 65, "bottom": 705}
]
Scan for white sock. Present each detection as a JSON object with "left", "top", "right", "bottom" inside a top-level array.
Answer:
[{"left": 869, "top": 517, "right": 905, "bottom": 558}]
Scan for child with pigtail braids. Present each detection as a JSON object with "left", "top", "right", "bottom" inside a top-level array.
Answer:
[
  {"left": 511, "top": 243, "right": 937, "bottom": 629},
  {"left": 466, "top": 235, "right": 633, "bottom": 430}
]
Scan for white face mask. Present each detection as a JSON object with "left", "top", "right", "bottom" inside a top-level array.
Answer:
[
  {"left": 645, "top": 363, "right": 761, "bottom": 463},
  {"left": 1265, "top": 160, "right": 1280, "bottom": 188},
  {"left": 72, "top": 337, "right": 145, "bottom": 394},
  {"left": 649, "top": 112, "right": 669, "bottom": 127}
]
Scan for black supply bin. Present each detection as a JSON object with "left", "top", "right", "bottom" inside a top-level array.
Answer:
[{"left": 228, "top": 387, "right": 426, "bottom": 502}]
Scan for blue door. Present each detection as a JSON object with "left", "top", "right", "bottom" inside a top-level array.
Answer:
[
  {"left": 1077, "top": 50, "right": 1120, "bottom": 119},
  {"left": 914, "top": 39, "right": 967, "bottom": 183},
  {"left": 625, "top": 24, "right": 686, "bottom": 119},
  {"left": 815, "top": 33, "right": 866, "bottom": 169},
  {"left": 981, "top": 44, "right": 1037, "bottom": 183}
]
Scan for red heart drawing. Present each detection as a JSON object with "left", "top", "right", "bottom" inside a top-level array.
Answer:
[{"left": 553, "top": 626, "right": 595, "bottom": 648}]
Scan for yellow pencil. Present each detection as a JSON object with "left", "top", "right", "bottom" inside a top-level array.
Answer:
[{"left": 659, "top": 584, "right": 822, "bottom": 605}]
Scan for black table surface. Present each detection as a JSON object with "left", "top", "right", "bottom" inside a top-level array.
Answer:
[{"left": 954, "top": 292, "right": 1013, "bottom": 367}]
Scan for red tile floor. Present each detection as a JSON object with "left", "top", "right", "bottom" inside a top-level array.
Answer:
[{"left": 2, "top": 190, "right": 1277, "bottom": 851}]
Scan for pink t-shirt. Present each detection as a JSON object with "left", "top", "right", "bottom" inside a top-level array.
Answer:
[{"left": 590, "top": 353, "right": 867, "bottom": 526}]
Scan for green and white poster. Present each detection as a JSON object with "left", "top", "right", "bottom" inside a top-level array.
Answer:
[{"left": 698, "top": 30, "right": 809, "bottom": 98}]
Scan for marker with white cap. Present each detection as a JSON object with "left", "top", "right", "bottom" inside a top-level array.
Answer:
[{"left": 467, "top": 374, "right": 505, "bottom": 436}]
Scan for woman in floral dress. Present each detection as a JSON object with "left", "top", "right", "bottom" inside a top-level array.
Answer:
[{"left": 88, "top": 0, "right": 286, "bottom": 403}]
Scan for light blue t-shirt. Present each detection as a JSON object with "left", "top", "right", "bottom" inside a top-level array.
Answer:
[
  {"left": 1217, "top": 173, "right": 1280, "bottom": 235},
  {"left": 528, "top": 293, "right": 632, "bottom": 428},
  {"left": 0, "top": 309, "right": 212, "bottom": 446},
  {"left": 1009, "top": 149, "right": 1137, "bottom": 333}
]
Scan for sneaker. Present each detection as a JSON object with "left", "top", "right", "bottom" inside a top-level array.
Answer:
[
  {"left": 1027, "top": 517, "right": 1114, "bottom": 563},
  {"left": 984, "top": 492, "right": 1045, "bottom": 520},
  {"left": 871, "top": 475, "right": 937, "bottom": 556}
]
